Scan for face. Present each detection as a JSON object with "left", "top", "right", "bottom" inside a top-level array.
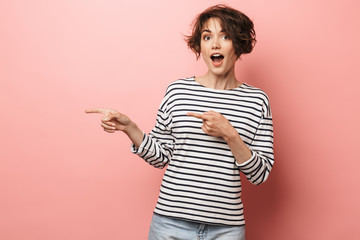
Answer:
[{"left": 200, "top": 18, "right": 237, "bottom": 77}]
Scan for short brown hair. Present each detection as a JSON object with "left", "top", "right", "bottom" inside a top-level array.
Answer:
[{"left": 186, "top": 4, "right": 256, "bottom": 59}]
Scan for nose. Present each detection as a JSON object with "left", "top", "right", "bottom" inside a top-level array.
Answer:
[{"left": 211, "top": 38, "right": 221, "bottom": 50}]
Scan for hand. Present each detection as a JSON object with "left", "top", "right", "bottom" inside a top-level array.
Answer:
[
  {"left": 85, "top": 108, "right": 133, "bottom": 133},
  {"left": 186, "top": 110, "right": 237, "bottom": 141}
]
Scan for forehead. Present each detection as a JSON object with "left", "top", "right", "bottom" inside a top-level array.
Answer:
[{"left": 202, "top": 17, "right": 224, "bottom": 32}]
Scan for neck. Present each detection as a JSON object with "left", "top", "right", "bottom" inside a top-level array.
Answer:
[{"left": 197, "top": 70, "right": 240, "bottom": 90}]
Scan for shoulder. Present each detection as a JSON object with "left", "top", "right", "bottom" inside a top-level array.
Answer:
[
  {"left": 240, "top": 83, "right": 272, "bottom": 116},
  {"left": 159, "top": 77, "right": 196, "bottom": 107},
  {"left": 164, "top": 77, "right": 197, "bottom": 95},
  {"left": 166, "top": 77, "right": 196, "bottom": 89},
  {"left": 241, "top": 83, "right": 270, "bottom": 101}
]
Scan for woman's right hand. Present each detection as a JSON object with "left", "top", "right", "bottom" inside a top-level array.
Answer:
[{"left": 85, "top": 108, "right": 133, "bottom": 133}]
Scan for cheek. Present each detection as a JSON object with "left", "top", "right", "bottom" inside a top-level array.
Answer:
[
  {"left": 225, "top": 47, "right": 237, "bottom": 60},
  {"left": 223, "top": 41, "right": 235, "bottom": 52},
  {"left": 200, "top": 43, "right": 207, "bottom": 54}
]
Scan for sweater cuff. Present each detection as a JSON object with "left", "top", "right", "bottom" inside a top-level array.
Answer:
[
  {"left": 130, "top": 133, "right": 147, "bottom": 155},
  {"left": 235, "top": 149, "right": 256, "bottom": 167}
]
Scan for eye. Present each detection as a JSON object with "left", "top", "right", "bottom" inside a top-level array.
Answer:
[
  {"left": 203, "top": 35, "right": 211, "bottom": 41},
  {"left": 222, "top": 35, "right": 230, "bottom": 40}
]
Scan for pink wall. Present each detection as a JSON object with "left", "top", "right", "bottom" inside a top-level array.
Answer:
[{"left": 1, "top": 0, "right": 359, "bottom": 239}]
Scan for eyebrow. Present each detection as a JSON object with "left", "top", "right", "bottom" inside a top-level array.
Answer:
[{"left": 201, "top": 29, "right": 226, "bottom": 34}]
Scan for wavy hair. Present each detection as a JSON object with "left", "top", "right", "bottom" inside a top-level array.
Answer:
[{"left": 186, "top": 4, "right": 256, "bottom": 59}]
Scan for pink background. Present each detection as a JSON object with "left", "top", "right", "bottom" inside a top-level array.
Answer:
[{"left": 1, "top": 0, "right": 359, "bottom": 239}]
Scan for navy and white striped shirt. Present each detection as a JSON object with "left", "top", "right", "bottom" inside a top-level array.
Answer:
[{"left": 132, "top": 77, "right": 274, "bottom": 226}]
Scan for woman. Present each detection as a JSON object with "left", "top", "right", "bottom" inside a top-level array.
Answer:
[{"left": 86, "top": 4, "right": 274, "bottom": 240}]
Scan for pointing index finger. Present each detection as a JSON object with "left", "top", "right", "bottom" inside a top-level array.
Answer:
[
  {"left": 85, "top": 108, "right": 108, "bottom": 114},
  {"left": 187, "top": 112, "right": 206, "bottom": 119}
]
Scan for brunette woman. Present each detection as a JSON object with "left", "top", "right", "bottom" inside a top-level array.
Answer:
[{"left": 86, "top": 5, "right": 274, "bottom": 240}]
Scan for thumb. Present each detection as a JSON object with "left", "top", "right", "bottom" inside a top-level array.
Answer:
[
  {"left": 102, "top": 113, "right": 114, "bottom": 122},
  {"left": 103, "top": 111, "right": 121, "bottom": 122}
]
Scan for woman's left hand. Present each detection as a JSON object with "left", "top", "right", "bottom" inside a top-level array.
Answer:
[
  {"left": 187, "top": 111, "right": 237, "bottom": 141},
  {"left": 188, "top": 110, "right": 252, "bottom": 164}
]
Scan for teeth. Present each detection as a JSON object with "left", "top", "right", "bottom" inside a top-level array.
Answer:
[{"left": 212, "top": 54, "right": 222, "bottom": 57}]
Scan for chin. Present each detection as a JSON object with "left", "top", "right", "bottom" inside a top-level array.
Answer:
[{"left": 211, "top": 69, "right": 229, "bottom": 76}]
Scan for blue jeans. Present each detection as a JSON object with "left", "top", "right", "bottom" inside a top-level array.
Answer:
[{"left": 148, "top": 213, "right": 246, "bottom": 240}]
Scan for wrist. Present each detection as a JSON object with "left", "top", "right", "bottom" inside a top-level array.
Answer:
[
  {"left": 223, "top": 127, "right": 239, "bottom": 143},
  {"left": 123, "top": 121, "right": 137, "bottom": 135},
  {"left": 123, "top": 122, "right": 144, "bottom": 148}
]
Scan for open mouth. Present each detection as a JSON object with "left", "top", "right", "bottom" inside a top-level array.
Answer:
[{"left": 210, "top": 53, "right": 224, "bottom": 63}]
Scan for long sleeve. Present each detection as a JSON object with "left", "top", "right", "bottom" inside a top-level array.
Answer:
[
  {"left": 131, "top": 93, "right": 175, "bottom": 169},
  {"left": 129, "top": 78, "right": 275, "bottom": 226},
  {"left": 236, "top": 100, "right": 274, "bottom": 185}
]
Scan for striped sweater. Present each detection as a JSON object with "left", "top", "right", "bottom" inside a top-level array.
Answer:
[{"left": 131, "top": 77, "right": 274, "bottom": 226}]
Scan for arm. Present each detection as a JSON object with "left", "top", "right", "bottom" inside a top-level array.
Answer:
[
  {"left": 187, "top": 109, "right": 274, "bottom": 185},
  {"left": 86, "top": 106, "right": 175, "bottom": 169},
  {"left": 235, "top": 113, "right": 274, "bottom": 185},
  {"left": 130, "top": 106, "right": 175, "bottom": 168},
  {"left": 187, "top": 111, "right": 252, "bottom": 164}
]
